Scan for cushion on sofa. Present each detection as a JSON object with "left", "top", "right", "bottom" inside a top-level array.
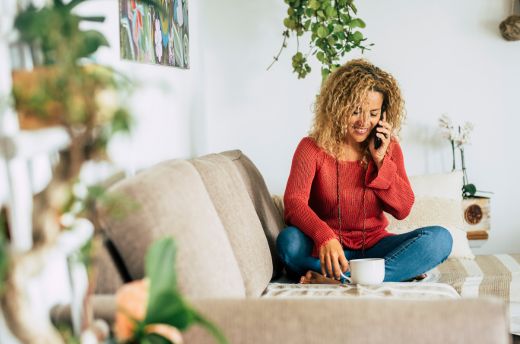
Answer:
[
  {"left": 190, "top": 153, "right": 273, "bottom": 297},
  {"left": 220, "top": 150, "right": 286, "bottom": 279},
  {"left": 97, "top": 159, "right": 246, "bottom": 298},
  {"left": 409, "top": 171, "right": 463, "bottom": 201},
  {"left": 386, "top": 196, "right": 475, "bottom": 259}
]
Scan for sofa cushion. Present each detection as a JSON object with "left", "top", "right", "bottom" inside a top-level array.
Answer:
[
  {"left": 220, "top": 150, "right": 286, "bottom": 279},
  {"left": 190, "top": 153, "right": 273, "bottom": 297},
  {"left": 387, "top": 171, "right": 473, "bottom": 259},
  {"left": 386, "top": 196, "right": 475, "bottom": 259},
  {"left": 93, "top": 242, "right": 124, "bottom": 294},
  {"left": 409, "top": 171, "right": 463, "bottom": 201},
  {"left": 97, "top": 159, "right": 246, "bottom": 298}
]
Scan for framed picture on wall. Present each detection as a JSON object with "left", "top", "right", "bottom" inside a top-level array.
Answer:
[{"left": 119, "top": 0, "right": 189, "bottom": 68}]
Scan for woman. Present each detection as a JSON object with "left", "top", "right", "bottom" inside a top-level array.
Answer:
[{"left": 276, "top": 59, "right": 452, "bottom": 284}]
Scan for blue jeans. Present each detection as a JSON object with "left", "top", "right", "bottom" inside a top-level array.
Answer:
[{"left": 276, "top": 226, "right": 453, "bottom": 282}]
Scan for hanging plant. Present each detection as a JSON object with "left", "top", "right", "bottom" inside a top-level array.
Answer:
[{"left": 268, "top": 0, "right": 372, "bottom": 80}]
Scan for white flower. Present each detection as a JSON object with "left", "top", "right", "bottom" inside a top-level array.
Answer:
[
  {"left": 438, "top": 114, "right": 474, "bottom": 148},
  {"left": 454, "top": 121, "right": 474, "bottom": 148},
  {"left": 438, "top": 114, "right": 456, "bottom": 141}
]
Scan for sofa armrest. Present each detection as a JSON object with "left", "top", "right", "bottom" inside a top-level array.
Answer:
[
  {"left": 52, "top": 296, "right": 510, "bottom": 344},
  {"left": 184, "top": 297, "right": 510, "bottom": 344}
]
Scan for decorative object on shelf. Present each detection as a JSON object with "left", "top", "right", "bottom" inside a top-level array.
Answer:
[
  {"left": 462, "top": 196, "right": 491, "bottom": 240},
  {"left": 268, "top": 0, "right": 371, "bottom": 80},
  {"left": 438, "top": 114, "right": 493, "bottom": 243},
  {"left": 120, "top": 0, "right": 190, "bottom": 68},
  {"left": 115, "top": 238, "right": 227, "bottom": 344},
  {"left": 500, "top": 0, "right": 520, "bottom": 41}
]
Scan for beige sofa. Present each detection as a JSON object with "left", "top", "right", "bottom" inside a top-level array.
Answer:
[{"left": 87, "top": 150, "right": 511, "bottom": 343}]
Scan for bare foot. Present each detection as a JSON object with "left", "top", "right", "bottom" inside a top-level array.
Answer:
[
  {"left": 299, "top": 270, "right": 341, "bottom": 284},
  {"left": 415, "top": 273, "right": 427, "bottom": 281},
  {"left": 404, "top": 273, "right": 427, "bottom": 282}
]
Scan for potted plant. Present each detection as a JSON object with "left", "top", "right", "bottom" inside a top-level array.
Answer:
[
  {"left": 115, "top": 238, "right": 227, "bottom": 344},
  {"left": 438, "top": 115, "right": 493, "bottom": 241}
]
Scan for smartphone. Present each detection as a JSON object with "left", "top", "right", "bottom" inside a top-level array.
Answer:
[{"left": 373, "top": 104, "right": 386, "bottom": 149}]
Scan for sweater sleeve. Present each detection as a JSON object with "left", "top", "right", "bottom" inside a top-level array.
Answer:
[
  {"left": 284, "top": 138, "right": 337, "bottom": 249},
  {"left": 364, "top": 140, "right": 415, "bottom": 220}
]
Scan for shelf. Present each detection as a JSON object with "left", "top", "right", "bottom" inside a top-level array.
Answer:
[{"left": 0, "top": 126, "right": 69, "bottom": 160}]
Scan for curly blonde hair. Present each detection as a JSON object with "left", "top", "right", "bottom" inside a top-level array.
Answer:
[{"left": 309, "top": 59, "right": 405, "bottom": 158}]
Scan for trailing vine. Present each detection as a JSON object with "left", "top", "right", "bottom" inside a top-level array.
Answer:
[{"left": 268, "top": 0, "right": 372, "bottom": 81}]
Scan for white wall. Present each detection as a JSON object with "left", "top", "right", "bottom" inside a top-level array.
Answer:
[{"left": 85, "top": 0, "right": 519, "bottom": 254}]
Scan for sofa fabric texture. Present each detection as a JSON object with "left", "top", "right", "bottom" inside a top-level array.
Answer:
[
  {"left": 190, "top": 153, "right": 273, "bottom": 297},
  {"left": 97, "top": 159, "right": 247, "bottom": 298},
  {"left": 220, "top": 150, "right": 286, "bottom": 278},
  {"left": 182, "top": 298, "right": 510, "bottom": 344}
]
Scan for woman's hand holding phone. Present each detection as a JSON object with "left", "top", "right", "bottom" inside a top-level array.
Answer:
[
  {"left": 369, "top": 111, "right": 393, "bottom": 169},
  {"left": 319, "top": 238, "right": 349, "bottom": 280}
]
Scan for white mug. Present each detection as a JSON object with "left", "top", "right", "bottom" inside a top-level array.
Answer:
[{"left": 341, "top": 258, "right": 385, "bottom": 285}]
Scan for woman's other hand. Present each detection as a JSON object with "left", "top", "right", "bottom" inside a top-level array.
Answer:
[
  {"left": 369, "top": 113, "right": 393, "bottom": 169},
  {"left": 319, "top": 238, "right": 349, "bottom": 279}
]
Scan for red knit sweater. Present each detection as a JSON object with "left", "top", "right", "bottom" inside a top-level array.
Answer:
[{"left": 284, "top": 137, "right": 415, "bottom": 257}]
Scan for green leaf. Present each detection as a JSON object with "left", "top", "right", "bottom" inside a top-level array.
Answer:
[
  {"left": 283, "top": 18, "right": 296, "bottom": 29},
  {"left": 145, "top": 238, "right": 177, "bottom": 306},
  {"left": 66, "top": 0, "right": 88, "bottom": 9},
  {"left": 316, "top": 51, "right": 325, "bottom": 62},
  {"left": 351, "top": 30, "right": 363, "bottom": 43},
  {"left": 193, "top": 312, "right": 229, "bottom": 344},
  {"left": 145, "top": 290, "right": 194, "bottom": 330},
  {"left": 317, "top": 26, "right": 328, "bottom": 38},
  {"left": 77, "top": 15, "right": 105, "bottom": 23},
  {"left": 321, "top": 68, "right": 330, "bottom": 78},
  {"left": 309, "top": 0, "right": 320, "bottom": 10},
  {"left": 325, "top": 6, "right": 336, "bottom": 18},
  {"left": 349, "top": 18, "right": 366, "bottom": 28},
  {"left": 340, "top": 13, "right": 350, "bottom": 23},
  {"left": 76, "top": 30, "right": 109, "bottom": 58},
  {"left": 350, "top": 2, "right": 358, "bottom": 14},
  {"left": 143, "top": 333, "right": 175, "bottom": 344},
  {"left": 111, "top": 108, "right": 133, "bottom": 134},
  {"left": 333, "top": 24, "right": 343, "bottom": 33}
]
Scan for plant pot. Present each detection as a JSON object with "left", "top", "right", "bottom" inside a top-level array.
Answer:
[{"left": 11, "top": 67, "right": 64, "bottom": 130}]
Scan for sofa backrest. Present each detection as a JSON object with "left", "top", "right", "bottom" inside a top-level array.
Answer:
[
  {"left": 220, "top": 150, "right": 286, "bottom": 278},
  {"left": 96, "top": 150, "right": 283, "bottom": 298}
]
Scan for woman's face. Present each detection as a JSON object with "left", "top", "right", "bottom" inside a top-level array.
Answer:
[{"left": 344, "top": 90, "right": 384, "bottom": 145}]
